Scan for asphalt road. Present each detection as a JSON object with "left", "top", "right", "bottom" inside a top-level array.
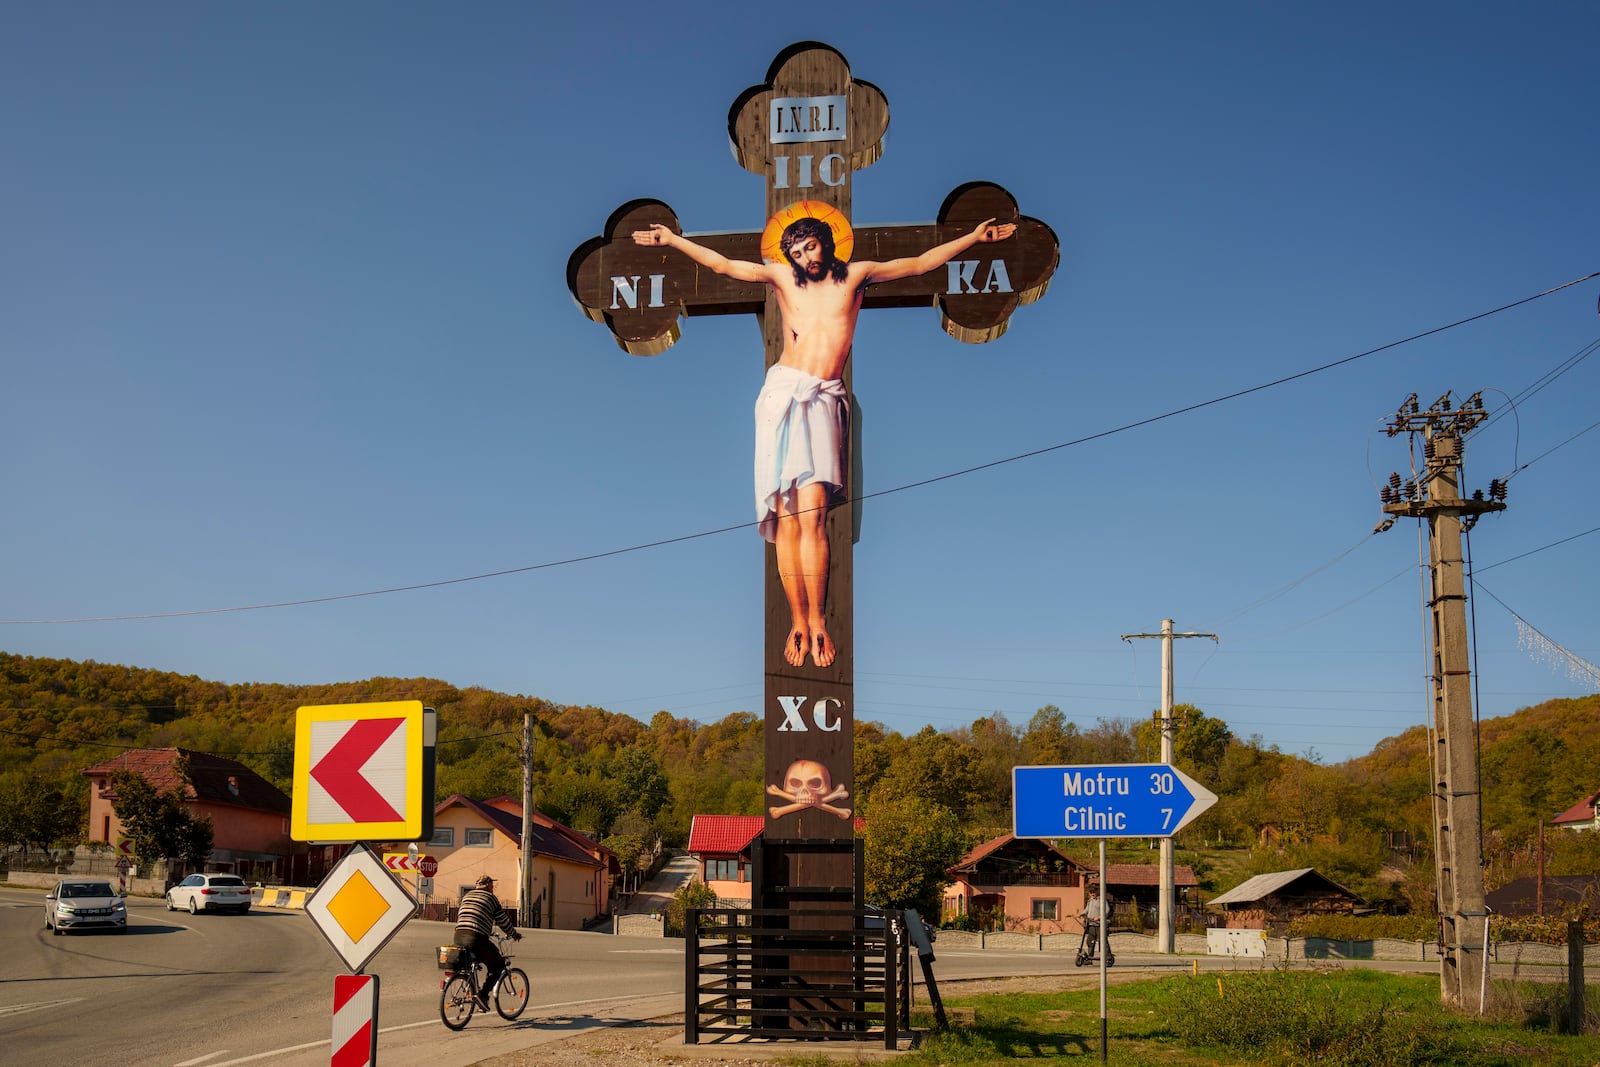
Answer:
[{"left": 3, "top": 885, "right": 1449, "bottom": 1067}]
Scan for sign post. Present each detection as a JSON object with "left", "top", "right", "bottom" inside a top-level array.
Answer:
[
  {"left": 1014, "top": 763, "right": 1217, "bottom": 1065},
  {"left": 293, "top": 702, "right": 438, "bottom": 1062}
]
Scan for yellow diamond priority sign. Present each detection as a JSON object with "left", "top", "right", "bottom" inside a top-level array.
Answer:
[{"left": 305, "top": 843, "right": 417, "bottom": 973}]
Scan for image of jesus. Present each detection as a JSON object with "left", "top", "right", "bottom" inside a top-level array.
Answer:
[{"left": 633, "top": 211, "right": 1016, "bottom": 669}]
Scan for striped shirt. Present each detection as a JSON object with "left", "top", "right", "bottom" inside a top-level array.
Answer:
[{"left": 455, "top": 887, "right": 518, "bottom": 938}]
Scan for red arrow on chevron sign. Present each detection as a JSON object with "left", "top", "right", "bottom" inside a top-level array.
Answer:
[{"left": 310, "top": 717, "right": 405, "bottom": 823}]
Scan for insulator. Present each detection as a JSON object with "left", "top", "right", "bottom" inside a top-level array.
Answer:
[
  {"left": 1381, "top": 487, "right": 1394, "bottom": 504},
  {"left": 1472, "top": 489, "right": 1484, "bottom": 501},
  {"left": 1389, "top": 472, "right": 1402, "bottom": 489},
  {"left": 1424, "top": 439, "right": 1435, "bottom": 460},
  {"left": 1404, "top": 480, "right": 1416, "bottom": 498}
]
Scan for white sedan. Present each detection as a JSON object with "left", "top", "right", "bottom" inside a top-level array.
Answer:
[
  {"left": 46, "top": 879, "right": 128, "bottom": 934},
  {"left": 166, "top": 873, "right": 253, "bottom": 914}
]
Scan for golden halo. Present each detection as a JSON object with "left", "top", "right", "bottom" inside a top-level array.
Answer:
[{"left": 760, "top": 200, "right": 854, "bottom": 266}]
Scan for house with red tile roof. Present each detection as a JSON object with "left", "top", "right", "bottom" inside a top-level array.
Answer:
[
  {"left": 82, "top": 747, "right": 291, "bottom": 873},
  {"left": 943, "top": 833, "right": 1093, "bottom": 934},
  {"left": 687, "top": 814, "right": 764, "bottom": 901},
  {"left": 425, "top": 793, "right": 615, "bottom": 930},
  {"left": 1552, "top": 789, "right": 1600, "bottom": 832},
  {"left": 1103, "top": 862, "right": 1201, "bottom": 924}
]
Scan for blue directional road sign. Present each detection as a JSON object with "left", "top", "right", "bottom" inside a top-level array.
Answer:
[{"left": 1013, "top": 764, "right": 1218, "bottom": 839}]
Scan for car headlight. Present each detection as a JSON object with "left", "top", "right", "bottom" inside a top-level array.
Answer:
[
  {"left": 56, "top": 903, "right": 75, "bottom": 914},
  {"left": 112, "top": 901, "right": 126, "bottom": 911}
]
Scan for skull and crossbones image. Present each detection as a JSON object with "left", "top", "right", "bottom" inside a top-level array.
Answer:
[{"left": 767, "top": 758, "right": 852, "bottom": 819}]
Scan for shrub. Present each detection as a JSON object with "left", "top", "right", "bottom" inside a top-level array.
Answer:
[
  {"left": 662, "top": 879, "right": 719, "bottom": 938},
  {"left": 1153, "top": 968, "right": 1454, "bottom": 1067}
]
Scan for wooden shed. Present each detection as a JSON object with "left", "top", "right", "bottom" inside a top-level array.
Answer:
[{"left": 1208, "top": 867, "right": 1363, "bottom": 931}]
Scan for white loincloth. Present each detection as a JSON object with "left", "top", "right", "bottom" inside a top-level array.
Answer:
[{"left": 753, "top": 363, "right": 848, "bottom": 543}]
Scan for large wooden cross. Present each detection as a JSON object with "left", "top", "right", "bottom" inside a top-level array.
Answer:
[{"left": 568, "top": 42, "right": 1058, "bottom": 892}]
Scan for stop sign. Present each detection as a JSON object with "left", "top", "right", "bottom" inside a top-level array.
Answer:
[{"left": 418, "top": 855, "right": 438, "bottom": 879}]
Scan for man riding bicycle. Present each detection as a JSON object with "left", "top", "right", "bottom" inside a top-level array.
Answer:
[{"left": 453, "top": 874, "right": 521, "bottom": 1004}]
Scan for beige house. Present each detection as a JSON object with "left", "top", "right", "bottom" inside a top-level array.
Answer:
[
  {"left": 81, "top": 747, "right": 292, "bottom": 875},
  {"left": 426, "top": 794, "right": 615, "bottom": 930},
  {"left": 1552, "top": 789, "right": 1600, "bottom": 832}
]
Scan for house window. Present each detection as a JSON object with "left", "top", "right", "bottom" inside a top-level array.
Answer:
[
  {"left": 1031, "top": 898, "right": 1059, "bottom": 921},
  {"left": 706, "top": 859, "right": 740, "bottom": 881},
  {"left": 429, "top": 827, "right": 455, "bottom": 848},
  {"left": 465, "top": 828, "right": 492, "bottom": 847}
]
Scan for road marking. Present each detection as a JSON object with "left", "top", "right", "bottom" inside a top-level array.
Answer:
[
  {"left": 193, "top": 993, "right": 682, "bottom": 1065},
  {"left": 186, "top": 1038, "right": 328, "bottom": 1066},
  {"left": 174, "top": 1052, "right": 232, "bottom": 1066},
  {"left": 610, "top": 948, "right": 682, "bottom": 954},
  {"left": 0, "top": 998, "right": 82, "bottom": 1017}
]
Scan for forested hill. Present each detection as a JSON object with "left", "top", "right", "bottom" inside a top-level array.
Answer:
[
  {"left": 3, "top": 651, "right": 1597, "bottom": 903},
  {"left": 1343, "top": 693, "right": 1600, "bottom": 839}
]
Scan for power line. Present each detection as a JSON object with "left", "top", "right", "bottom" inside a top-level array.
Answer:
[{"left": 5, "top": 270, "right": 1597, "bottom": 628}]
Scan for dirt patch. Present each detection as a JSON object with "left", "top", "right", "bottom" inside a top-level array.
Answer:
[{"left": 469, "top": 973, "right": 1135, "bottom": 1066}]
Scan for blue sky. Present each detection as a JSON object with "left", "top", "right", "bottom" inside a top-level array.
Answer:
[{"left": 4, "top": 2, "right": 1597, "bottom": 764}]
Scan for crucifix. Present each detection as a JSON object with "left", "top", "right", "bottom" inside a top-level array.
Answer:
[{"left": 568, "top": 42, "right": 1059, "bottom": 901}]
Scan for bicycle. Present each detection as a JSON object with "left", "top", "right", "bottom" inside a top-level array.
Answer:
[{"left": 438, "top": 934, "right": 529, "bottom": 1030}]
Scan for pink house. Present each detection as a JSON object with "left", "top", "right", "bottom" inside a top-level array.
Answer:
[
  {"left": 687, "top": 814, "right": 764, "bottom": 901},
  {"left": 942, "top": 834, "right": 1093, "bottom": 935},
  {"left": 82, "top": 747, "right": 292, "bottom": 871}
]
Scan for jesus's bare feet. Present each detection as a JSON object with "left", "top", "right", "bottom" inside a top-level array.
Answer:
[
  {"left": 785, "top": 626, "right": 808, "bottom": 667},
  {"left": 811, "top": 627, "right": 836, "bottom": 668}
]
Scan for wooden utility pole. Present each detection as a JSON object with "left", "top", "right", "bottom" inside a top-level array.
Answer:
[
  {"left": 1120, "top": 618, "right": 1216, "bottom": 953},
  {"left": 519, "top": 711, "right": 535, "bottom": 928},
  {"left": 1379, "top": 391, "right": 1506, "bottom": 1010}
]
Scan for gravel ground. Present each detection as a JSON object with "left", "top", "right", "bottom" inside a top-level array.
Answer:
[{"left": 469, "top": 974, "right": 1117, "bottom": 1067}]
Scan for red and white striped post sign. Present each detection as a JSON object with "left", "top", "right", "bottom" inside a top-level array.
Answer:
[{"left": 331, "top": 973, "right": 378, "bottom": 1067}]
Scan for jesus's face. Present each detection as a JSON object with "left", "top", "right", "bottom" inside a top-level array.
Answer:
[{"left": 787, "top": 235, "right": 830, "bottom": 281}]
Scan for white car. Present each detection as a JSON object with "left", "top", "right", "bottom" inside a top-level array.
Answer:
[
  {"left": 46, "top": 879, "right": 128, "bottom": 934},
  {"left": 166, "top": 873, "right": 253, "bottom": 914}
]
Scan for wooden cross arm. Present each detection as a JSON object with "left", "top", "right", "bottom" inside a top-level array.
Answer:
[
  {"left": 568, "top": 183, "right": 1061, "bottom": 355},
  {"left": 853, "top": 181, "right": 1060, "bottom": 343},
  {"left": 565, "top": 198, "right": 766, "bottom": 356}
]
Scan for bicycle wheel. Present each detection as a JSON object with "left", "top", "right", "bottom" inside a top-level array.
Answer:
[
  {"left": 439, "top": 974, "right": 476, "bottom": 1031},
  {"left": 495, "top": 967, "right": 530, "bottom": 1020}
]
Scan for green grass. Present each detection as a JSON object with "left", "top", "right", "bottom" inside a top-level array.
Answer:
[{"left": 896, "top": 968, "right": 1600, "bottom": 1066}]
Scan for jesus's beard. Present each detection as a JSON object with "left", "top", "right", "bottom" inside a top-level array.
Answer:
[{"left": 792, "top": 256, "right": 837, "bottom": 287}]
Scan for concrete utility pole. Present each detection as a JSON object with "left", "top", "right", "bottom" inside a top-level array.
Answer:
[
  {"left": 519, "top": 712, "right": 535, "bottom": 928},
  {"left": 1120, "top": 618, "right": 1217, "bottom": 953},
  {"left": 1378, "top": 391, "right": 1505, "bottom": 1010}
]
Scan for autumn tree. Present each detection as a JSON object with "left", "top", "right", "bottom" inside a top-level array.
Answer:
[
  {"left": 0, "top": 771, "right": 85, "bottom": 859},
  {"left": 861, "top": 793, "right": 971, "bottom": 918},
  {"left": 871, "top": 726, "right": 985, "bottom": 822},
  {"left": 109, "top": 769, "right": 212, "bottom": 871},
  {"left": 1133, "top": 704, "right": 1233, "bottom": 778}
]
